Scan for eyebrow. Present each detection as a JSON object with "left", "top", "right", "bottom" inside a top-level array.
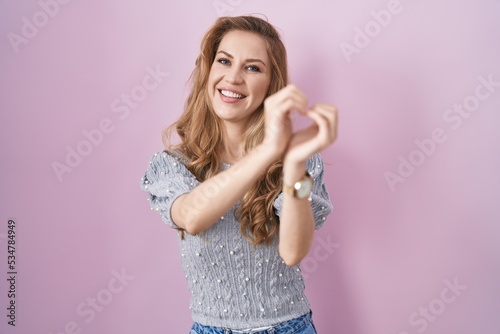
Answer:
[{"left": 216, "top": 50, "right": 267, "bottom": 67}]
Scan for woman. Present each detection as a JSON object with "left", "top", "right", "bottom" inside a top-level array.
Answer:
[{"left": 141, "top": 15, "right": 338, "bottom": 334}]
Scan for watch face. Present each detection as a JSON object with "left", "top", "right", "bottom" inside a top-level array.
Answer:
[{"left": 295, "top": 178, "right": 312, "bottom": 199}]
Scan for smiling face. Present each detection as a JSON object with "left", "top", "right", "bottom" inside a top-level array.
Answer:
[{"left": 207, "top": 30, "right": 271, "bottom": 129}]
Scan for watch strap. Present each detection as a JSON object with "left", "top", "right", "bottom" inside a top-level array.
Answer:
[{"left": 282, "top": 172, "right": 313, "bottom": 198}]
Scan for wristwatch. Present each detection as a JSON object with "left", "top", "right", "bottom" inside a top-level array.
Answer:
[{"left": 283, "top": 173, "right": 313, "bottom": 199}]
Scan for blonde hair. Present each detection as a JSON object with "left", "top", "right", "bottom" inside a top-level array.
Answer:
[{"left": 164, "top": 15, "right": 288, "bottom": 246}]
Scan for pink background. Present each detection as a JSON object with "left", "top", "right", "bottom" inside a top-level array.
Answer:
[{"left": 1, "top": 1, "right": 500, "bottom": 333}]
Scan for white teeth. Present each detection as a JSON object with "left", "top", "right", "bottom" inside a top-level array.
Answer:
[{"left": 220, "top": 90, "right": 244, "bottom": 99}]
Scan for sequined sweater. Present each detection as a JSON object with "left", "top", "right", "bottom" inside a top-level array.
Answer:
[{"left": 140, "top": 150, "right": 332, "bottom": 329}]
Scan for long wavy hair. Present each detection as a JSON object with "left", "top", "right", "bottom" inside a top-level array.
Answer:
[{"left": 164, "top": 15, "right": 288, "bottom": 246}]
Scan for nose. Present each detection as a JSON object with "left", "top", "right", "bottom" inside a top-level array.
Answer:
[{"left": 224, "top": 66, "right": 244, "bottom": 85}]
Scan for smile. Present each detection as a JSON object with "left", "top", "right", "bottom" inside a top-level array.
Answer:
[{"left": 218, "top": 89, "right": 246, "bottom": 99}]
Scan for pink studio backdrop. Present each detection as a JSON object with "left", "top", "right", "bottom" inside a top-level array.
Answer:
[{"left": 1, "top": 1, "right": 499, "bottom": 333}]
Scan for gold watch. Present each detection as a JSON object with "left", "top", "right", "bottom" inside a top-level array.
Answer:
[{"left": 283, "top": 173, "right": 313, "bottom": 199}]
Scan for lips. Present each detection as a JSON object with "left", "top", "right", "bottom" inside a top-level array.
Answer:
[{"left": 218, "top": 88, "right": 246, "bottom": 99}]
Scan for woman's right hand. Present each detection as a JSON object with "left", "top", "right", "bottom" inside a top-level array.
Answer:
[{"left": 261, "top": 84, "right": 308, "bottom": 159}]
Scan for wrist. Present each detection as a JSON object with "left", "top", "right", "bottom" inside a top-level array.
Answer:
[
  {"left": 253, "top": 143, "right": 280, "bottom": 167},
  {"left": 282, "top": 169, "right": 313, "bottom": 199},
  {"left": 283, "top": 159, "right": 307, "bottom": 185}
]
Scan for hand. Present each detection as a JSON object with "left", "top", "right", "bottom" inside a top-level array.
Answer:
[
  {"left": 261, "top": 85, "right": 308, "bottom": 159},
  {"left": 284, "top": 103, "right": 338, "bottom": 165}
]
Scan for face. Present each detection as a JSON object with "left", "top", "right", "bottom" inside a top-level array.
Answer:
[{"left": 207, "top": 30, "right": 271, "bottom": 128}]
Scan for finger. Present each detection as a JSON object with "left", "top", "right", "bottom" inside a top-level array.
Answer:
[
  {"left": 312, "top": 104, "right": 338, "bottom": 128},
  {"left": 267, "top": 96, "right": 307, "bottom": 119},
  {"left": 310, "top": 105, "right": 338, "bottom": 140},
  {"left": 271, "top": 85, "right": 308, "bottom": 114},
  {"left": 285, "top": 84, "right": 308, "bottom": 107},
  {"left": 287, "top": 95, "right": 308, "bottom": 115},
  {"left": 288, "top": 123, "right": 318, "bottom": 147},
  {"left": 286, "top": 130, "right": 322, "bottom": 161},
  {"left": 286, "top": 113, "right": 326, "bottom": 158},
  {"left": 306, "top": 109, "right": 335, "bottom": 145},
  {"left": 290, "top": 90, "right": 308, "bottom": 114}
]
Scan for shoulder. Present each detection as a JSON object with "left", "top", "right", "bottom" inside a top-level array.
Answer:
[{"left": 146, "top": 149, "right": 192, "bottom": 178}]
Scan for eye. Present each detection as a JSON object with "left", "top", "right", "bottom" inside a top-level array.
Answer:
[
  {"left": 217, "top": 58, "right": 230, "bottom": 65},
  {"left": 246, "top": 65, "right": 261, "bottom": 72}
]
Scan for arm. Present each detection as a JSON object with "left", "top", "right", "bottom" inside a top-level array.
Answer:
[
  {"left": 278, "top": 104, "right": 338, "bottom": 266},
  {"left": 174, "top": 85, "right": 310, "bottom": 235},
  {"left": 279, "top": 160, "right": 315, "bottom": 266},
  {"left": 171, "top": 144, "right": 276, "bottom": 235}
]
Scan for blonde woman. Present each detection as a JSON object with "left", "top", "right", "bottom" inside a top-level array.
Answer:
[{"left": 141, "top": 15, "right": 338, "bottom": 334}]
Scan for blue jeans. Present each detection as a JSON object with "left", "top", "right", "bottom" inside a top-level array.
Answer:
[{"left": 189, "top": 311, "right": 317, "bottom": 334}]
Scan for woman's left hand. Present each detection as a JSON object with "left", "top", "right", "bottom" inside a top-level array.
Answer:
[{"left": 284, "top": 103, "right": 338, "bottom": 165}]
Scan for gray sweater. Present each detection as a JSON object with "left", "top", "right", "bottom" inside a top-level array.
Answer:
[{"left": 140, "top": 150, "right": 332, "bottom": 329}]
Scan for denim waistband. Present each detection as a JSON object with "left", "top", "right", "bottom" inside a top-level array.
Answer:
[{"left": 191, "top": 311, "right": 312, "bottom": 334}]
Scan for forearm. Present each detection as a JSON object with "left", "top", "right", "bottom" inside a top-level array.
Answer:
[
  {"left": 172, "top": 144, "right": 276, "bottom": 235},
  {"left": 279, "top": 160, "right": 315, "bottom": 266}
]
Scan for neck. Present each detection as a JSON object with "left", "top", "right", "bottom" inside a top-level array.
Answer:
[{"left": 221, "top": 121, "right": 246, "bottom": 164}]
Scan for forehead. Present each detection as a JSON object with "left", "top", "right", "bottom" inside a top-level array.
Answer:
[{"left": 217, "top": 30, "right": 269, "bottom": 62}]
